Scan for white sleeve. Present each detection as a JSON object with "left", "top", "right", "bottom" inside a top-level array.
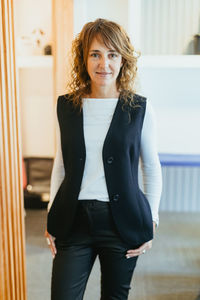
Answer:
[
  {"left": 140, "top": 100, "right": 162, "bottom": 227},
  {"left": 47, "top": 101, "right": 65, "bottom": 212}
]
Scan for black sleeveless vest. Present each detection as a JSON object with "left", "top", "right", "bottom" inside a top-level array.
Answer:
[{"left": 47, "top": 92, "right": 154, "bottom": 246}]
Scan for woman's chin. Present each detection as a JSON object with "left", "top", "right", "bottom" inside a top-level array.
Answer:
[{"left": 93, "top": 79, "right": 113, "bottom": 87}]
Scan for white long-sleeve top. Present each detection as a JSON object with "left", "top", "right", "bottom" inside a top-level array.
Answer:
[{"left": 47, "top": 97, "right": 162, "bottom": 227}]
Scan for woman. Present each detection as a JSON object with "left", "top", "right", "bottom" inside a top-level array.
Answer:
[{"left": 45, "top": 18, "right": 162, "bottom": 300}]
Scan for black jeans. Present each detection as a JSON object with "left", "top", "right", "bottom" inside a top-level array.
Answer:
[{"left": 51, "top": 200, "right": 140, "bottom": 300}]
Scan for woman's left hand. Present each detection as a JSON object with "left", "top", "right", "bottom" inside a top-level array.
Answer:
[{"left": 126, "top": 222, "right": 156, "bottom": 258}]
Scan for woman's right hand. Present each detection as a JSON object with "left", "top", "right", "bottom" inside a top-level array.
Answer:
[{"left": 44, "top": 229, "right": 57, "bottom": 258}]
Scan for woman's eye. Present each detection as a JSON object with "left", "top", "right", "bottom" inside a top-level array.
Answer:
[
  {"left": 110, "top": 53, "right": 118, "bottom": 58},
  {"left": 91, "top": 53, "right": 99, "bottom": 58}
]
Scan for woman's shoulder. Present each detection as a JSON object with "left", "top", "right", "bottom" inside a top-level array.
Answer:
[
  {"left": 121, "top": 90, "right": 147, "bottom": 103},
  {"left": 56, "top": 93, "right": 75, "bottom": 110},
  {"left": 133, "top": 93, "right": 147, "bottom": 103},
  {"left": 58, "top": 93, "right": 74, "bottom": 102},
  {"left": 56, "top": 93, "right": 81, "bottom": 115}
]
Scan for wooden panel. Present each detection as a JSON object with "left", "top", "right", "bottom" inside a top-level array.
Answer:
[
  {"left": 51, "top": 0, "right": 74, "bottom": 154},
  {"left": 52, "top": 0, "right": 74, "bottom": 99},
  {"left": 0, "top": 0, "right": 27, "bottom": 299}
]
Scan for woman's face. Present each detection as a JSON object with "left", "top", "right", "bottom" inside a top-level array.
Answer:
[{"left": 86, "top": 37, "right": 123, "bottom": 90}]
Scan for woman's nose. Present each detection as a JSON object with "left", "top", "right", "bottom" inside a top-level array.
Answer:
[{"left": 99, "top": 57, "right": 109, "bottom": 68}]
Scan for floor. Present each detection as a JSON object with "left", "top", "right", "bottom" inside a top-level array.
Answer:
[{"left": 25, "top": 209, "right": 200, "bottom": 300}]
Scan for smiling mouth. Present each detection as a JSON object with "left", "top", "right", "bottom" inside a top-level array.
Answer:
[{"left": 96, "top": 72, "right": 112, "bottom": 75}]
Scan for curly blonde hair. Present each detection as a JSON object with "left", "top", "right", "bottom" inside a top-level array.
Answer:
[{"left": 65, "top": 18, "right": 141, "bottom": 111}]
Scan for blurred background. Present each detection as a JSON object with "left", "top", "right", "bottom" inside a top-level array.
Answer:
[{"left": 13, "top": 0, "right": 200, "bottom": 299}]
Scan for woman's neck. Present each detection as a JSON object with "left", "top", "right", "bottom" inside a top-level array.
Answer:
[{"left": 86, "top": 86, "right": 120, "bottom": 98}]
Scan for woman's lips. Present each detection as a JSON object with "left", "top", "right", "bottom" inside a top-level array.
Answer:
[{"left": 96, "top": 72, "right": 112, "bottom": 76}]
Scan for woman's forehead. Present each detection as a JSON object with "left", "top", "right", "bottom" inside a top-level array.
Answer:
[{"left": 89, "top": 35, "right": 116, "bottom": 51}]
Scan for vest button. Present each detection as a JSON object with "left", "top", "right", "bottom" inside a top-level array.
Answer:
[
  {"left": 79, "top": 157, "right": 83, "bottom": 161},
  {"left": 113, "top": 194, "right": 119, "bottom": 202},
  {"left": 107, "top": 156, "right": 114, "bottom": 164}
]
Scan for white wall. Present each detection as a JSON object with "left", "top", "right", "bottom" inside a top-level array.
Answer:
[
  {"left": 14, "top": 0, "right": 52, "bottom": 45},
  {"left": 140, "top": 0, "right": 200, "bottom": 54},
  {"left": 14, "top": 0, "right": 54, "bottom": 158},
  {"left": 137, "top": 56, "right": 200, "bottom": 154},
  {"left": 74, "top": 0, "right": 129, "bottom": 37},
  {"left": 18, "top": 67, "right": 54, "bottom": 157}
]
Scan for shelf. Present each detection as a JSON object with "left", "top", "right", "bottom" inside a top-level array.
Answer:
[
  {"left": 138, "top": 55, "right": 200, "bottom": 68},
  {"left": 16, "top": 55, "right": 53, "bottom": 68}
]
